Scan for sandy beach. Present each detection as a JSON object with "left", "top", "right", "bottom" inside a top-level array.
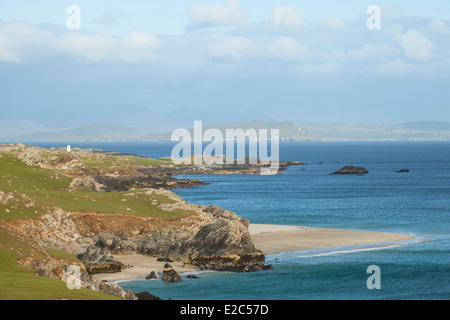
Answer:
[
  {"left": 92, "top": 254, "right": 200, "bottom": 281},
  {"left": 249, "top": 224, "right": 414, "bottom": 255},
  {"left": 93, "top": 224, "right": 414, "bottom": 281}
]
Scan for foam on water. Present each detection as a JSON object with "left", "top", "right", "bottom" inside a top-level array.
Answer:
[{"left": 266, "top": 234, "right": 429, "bottom": 261}]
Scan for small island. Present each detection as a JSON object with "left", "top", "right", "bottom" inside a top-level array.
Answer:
[{"left": 331, "top": 165, "right": 369, "bottom": 175}]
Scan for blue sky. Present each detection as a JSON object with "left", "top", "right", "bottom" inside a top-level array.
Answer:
[{"left": 0, "top": 1, "right": 449, "bottom": 128}]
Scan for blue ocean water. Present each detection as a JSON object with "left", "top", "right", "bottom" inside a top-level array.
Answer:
[{"left": 29, "top": 141, "right": 450, "bottom": 299}]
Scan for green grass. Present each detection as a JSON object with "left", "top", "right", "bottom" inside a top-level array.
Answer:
[
  {"left": 0, "top": 226, "right": 122, "bottom": 300},
  {"left": 129, "top": 156, "right": 174, "bottom": 166},
  {"left": 81, "top": 154, "right": 173, "bottom": 170},
  {"left": 0, "top": 154, "right": 72, "bottom": 191},
  {"left": 0, "top": 153, "right": 192, "bottom": 220},
  {"left": 0, "top": 150, "right": 194, "bottom": 299},
  {"left": 36, "top": 190, "right": 192, "bottom": 219},
  {"left": 0, "top": 150, "right": 193, "bottom": 299},
  {"left": 82, "top": 157, "right": 117, "bottom": 169}
]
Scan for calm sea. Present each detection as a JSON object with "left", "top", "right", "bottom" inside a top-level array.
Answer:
[{"left": 28, "top": 141, "right": 450, "bottom": 300}]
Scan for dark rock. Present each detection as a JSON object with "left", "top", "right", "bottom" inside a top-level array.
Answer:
[
  {"left": 163, "top": 263, "right": 172, "bottom": 269},
  {"left": 395, "top": 169, "right": 410, "bottom": 173},
  {"left": 96, "top": 281, "right": 137, "bottom": 300},
  {"left": 145, "top": 271, "right": 158, "bottom": 280},
  {"left": 162, "top": 268, "right": 183, "bottom": 282},
  {"left": 135, "top": 291, "right": 162, "bottom": 300},
  {"left": 85, "top": 261, "right": 124, "bottom": 275},
  {"left": 96, "top": 237, "right": 108, "bottom": 248},
  {"left": 245, "top": 264, "right": 263, "bottom": 272},
  {"left": 262, "top": 264, "right": 274, "bottom": 270},
  {"left": 201, "top": 204, "right": 228, "bottom": 216},
  {"left": 157, "top": 257, "right": 173, "bottom": 262},
  {"left": 186, "top": 274, "right": 199, "bottom": 279},
  {"left": 287, "top": 161, "right": 305, "bottom": 166},
  {"left": 331, "top": 166, "right": 368, "bottom": 175},
  {"left": 95, "top": 174, "right": 209, "bottom": 192},
  {"left": 187, "top": 253, "right": 265, "bottom": 273}
]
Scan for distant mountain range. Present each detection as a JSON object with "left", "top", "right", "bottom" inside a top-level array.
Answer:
[
  {"left": 396, "top": 121, "right": 450, "bottom": 131},
  {"left": 301, "top": 121, "right": 450, "bottom": 141},
  {"left": 142, "top": 121, "right": 319, "bottom": 141},
  {"left": 1, "top": 119, "right": 450, "bottom": 142},
  {"left": 15, "top": 123, "right": 143, "bottom": 142},
  {"left": 160, "top": 107, "right": 274, "bottom": 127},
  {"left": 8, "top": 121, "right": 319, "bottom": 142}
]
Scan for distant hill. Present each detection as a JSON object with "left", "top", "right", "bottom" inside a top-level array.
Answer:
[
  {"left": 0, "top": 119, "right": 60, "bottom": 139},
  {"left": 302, "top": 122, "right": 450, "bottom": 141},
  {"left": 160, "top": 107, "right": 274, "bottom": 127},
  {"left": 17, "top": 123, "right": 143, "bottom": 142},
  {"left": 143, "top": 121, "right": 321, "bottom": 141},
  {"left": 13, "top": 121, "right": 319, "bottom": 142},
  {"left": 8, "top": 120, "right": 450, "bottom": 142},
  {"left": 397, "top": 121, "right": 450, "bottom": 131}
]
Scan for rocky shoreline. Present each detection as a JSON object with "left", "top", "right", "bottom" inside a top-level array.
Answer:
[
  {"left": 0, "top": 143, "right": 283, "bottom": 300},
  {"left": 0, "top": 143, "right": 413, "bottom": 300}
]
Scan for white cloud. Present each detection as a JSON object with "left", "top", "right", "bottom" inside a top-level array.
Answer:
[
  {"left": 0, "top": 22, "right": 52, "bottom": 37},
  {"left": 0, "top": 34, "right": 21, "bottom": 63},
  {"left": 348, "top": 44, "right": 400, "bottom": 63},
  {"left": 189, "top": 0, "right": 248, "bottom": 27},
  {"left": 271, "top": 6, "right": 305, "bottom": 31},
  {"left": 119, "top": 31, "right": 162, "bottom": 62},
  {"left": 0, "top": 22, "right": 161, "bottom": 64},
  {"left": 0, "top": 22, "right": 54, "bottom": 63},
  {"left": 266, "top": 36, "right": 308, "bottom": 61},
  {"left": 59, "top": 33, "right": 117, "bottom": 63},
  {"left": 59, "top": 31, "right": 161, "bottom": 63},
  {"left": 396, "top": 29, "right": 434, "bottom": 61},
  {"left": 429, "top": 20, "right": 450, "bottom": 35},
  {"left": 208, "top": 35, "right": 253, "bottom": 61},
  {"left": 207, "top": 35, "right": 309, "bottom": 63}
]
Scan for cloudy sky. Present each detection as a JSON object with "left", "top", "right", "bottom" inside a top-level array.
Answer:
[{"left": 1, "top": 0, "right": 449, "bottom": 128}]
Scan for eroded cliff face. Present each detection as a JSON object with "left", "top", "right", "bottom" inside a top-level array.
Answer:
[{"left": 5, "top": 188, "right": 264, "bottom": 273}]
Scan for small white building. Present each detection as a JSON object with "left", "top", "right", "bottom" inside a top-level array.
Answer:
[{"left": 67, "top": 145, "right": 71, "bottom": 152}]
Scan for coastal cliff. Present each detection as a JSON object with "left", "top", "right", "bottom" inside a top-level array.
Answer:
[
  {"left": 0, "top": 143, "right": 266, "bottom": 299},
  {"left": 5, "top": 191, "right": 264, "bottom": 272}
]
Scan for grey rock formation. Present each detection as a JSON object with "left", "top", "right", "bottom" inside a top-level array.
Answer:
[
  {"left": 146, "top": 271, "right": 158, "bottom": 280},
  {"left": 15, "top": 149, "right": 47, "bottom": 167},
  {"left": 68, "top": 177, "right": 108, "bottom": 193},
  {"left": 162, "top": 268, "right": 183, "bottom": 282},
  {"left": 331, "top": 166, "right": 368, "bottom": 175},
  {"left": 85, "top": 261, "right": 124, "bottom": 275}
]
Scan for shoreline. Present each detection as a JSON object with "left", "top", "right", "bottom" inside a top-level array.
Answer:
[
  {"left": 91, "top": 255, "right": 200, "bottom": 282},
  {"left": 93, "top": 224, "right": 416, "bottom": 282},
  {"left": 248, "top": 224, "right": 415, "bottom": 255}
]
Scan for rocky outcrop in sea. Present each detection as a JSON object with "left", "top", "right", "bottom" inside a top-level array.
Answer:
[{"left": 331, "top": 166, "right": 369, "bottom": 175}]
